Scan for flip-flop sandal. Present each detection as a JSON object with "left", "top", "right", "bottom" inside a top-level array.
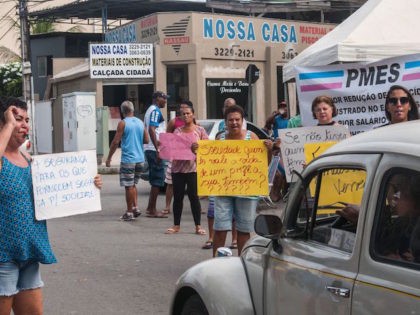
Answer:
[
  {"left": 146, "top": 212, "right": 168, "bottom": 218},
  {"left": 229, "top": 242, "right": 238, "bottom": 249},
  {"left": 195, "top": 228, "right": 206, "bottom": 235},
  {"left": 165, "top": 227, "right": 180, "bottom": 234},
  {"left": 201, "top": 241, "right": 213, "bottom": 249}
]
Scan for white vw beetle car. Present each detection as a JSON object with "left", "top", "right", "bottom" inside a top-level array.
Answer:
[{"left": 170, "top": 121, "right": 420, "bottom": 315}]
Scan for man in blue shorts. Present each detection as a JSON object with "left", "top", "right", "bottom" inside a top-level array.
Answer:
[
  {"left": 106, "top": 100, "right": 149, "bottom": 221},
  {"left": 144, "top": 91, "right": 168, "bottom": 218}
]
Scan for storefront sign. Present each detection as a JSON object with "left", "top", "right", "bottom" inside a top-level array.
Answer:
[
  {"left": 296, "top": 53, "right": 420, "bottom": 134},
  {"left": 104, "top": 23, "right": 137, "bottom": 43},
  {"left": 89, "top": 43, "right": 154, "bottom": 79},
  {"left": 200, "top": 16, "right": 334, "bottom": 61},
  {"left": 206, "top": 79, "right": 249, "bottom": 118}
]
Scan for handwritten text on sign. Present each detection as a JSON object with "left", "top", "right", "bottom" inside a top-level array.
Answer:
[
  {"left": 279, "top": 125, "right": 350, "bottom": 182},
  {"left": 31, "top": 150, "right": 101, "bottom": 220},
  {"left": 197, "top": 140, "right": 268, "bottom": 196},
  {"left": 305, "top": 142, "right": 366, "bottom": 213}
]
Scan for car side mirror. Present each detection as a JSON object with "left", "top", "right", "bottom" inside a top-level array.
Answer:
[{"left": 254, "top": 214, "right": 283, "bottom": 240}]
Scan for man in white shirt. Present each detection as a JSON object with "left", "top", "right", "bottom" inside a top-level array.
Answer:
[{"left": 144, "top": 91, "right": 168, "bottom": 218}]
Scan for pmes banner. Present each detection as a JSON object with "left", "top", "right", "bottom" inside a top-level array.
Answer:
[
  {"left": 89, "top": 43, "right": 154, "bottom": 79},
  {"left": 197, "top": 140, "right": 269, "bottom": 196},
  {"left": 296, "top": 53, "right": 420, "bottom": 135}
]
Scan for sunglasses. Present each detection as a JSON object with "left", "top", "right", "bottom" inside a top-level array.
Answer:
[{"left": 388, "top": 97, "right": 409, "bottom": 106}]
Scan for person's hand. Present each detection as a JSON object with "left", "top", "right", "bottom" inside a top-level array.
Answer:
[
  {"left": 4, "top": 106, "right": 18, "bottom": 127},
  {"left": 263, "top": 139, "right": 273, "bottom": 151},
  {"left": 94, "top": 175, "right": 103, "bottom": 189},
  {"left": 273, "top": 139, "right": 281, "bottom": 151},
  {"left": 105, "top": 159, "right": 111, "bottom": 167},
  {"left": 156, "top": 151, "right": 161, "bottom": 164},
  {"left": 191, "top": 142, "right": 198, "bottom": 154},
  {"left": 336, "top": 204, "right": 360, "bottom": 224}
]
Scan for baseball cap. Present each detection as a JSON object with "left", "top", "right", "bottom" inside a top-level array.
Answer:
[{"left": 152, "top": 91, "right": 168, "bottom": 99}]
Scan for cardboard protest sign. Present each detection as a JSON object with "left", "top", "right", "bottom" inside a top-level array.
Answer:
[
  {"left": 279, "top": 125, "right": 350, "bottom": 182},
  {"left": 304, "top": 141, "right": 337, "bottom": 163},
  {"left": 159, "top": 133, "right": 196, "bottom": 160},
  {"left": 316, "top": 169, "right": 366, "bottom": 215},
  {"left": 197, "top": 140, "right": 268, "bottom": 196},
  {"left": 31, "top": 150, "right": 101, "bottom": 220},
  {"left": 304, "top": 142, "right": 366, "bottom": 214},
  {"left": 296, "top": 53, "right": 420, "bottom": 135}
]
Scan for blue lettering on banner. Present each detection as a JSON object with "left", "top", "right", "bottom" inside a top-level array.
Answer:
[
  {"left": 216, "top": 19, "right": 225, "bottom": 38},
  {"left": 227, "top": 20, "right": 235, "bottom": 40},
  {"left": 203, "top": 18, "right": 213, "bottom": 38},
  {"left": 105, "top": 24, "right": 137, "bottom": 43},
  {"left": 238, "top": 21, "right": 246, "bottom": 40},
  {"left": 203, "top": 18, "right": 297, "bottom": 43},
  {"left": 91, "top": 44, "right": 128, "bottom": 55}
]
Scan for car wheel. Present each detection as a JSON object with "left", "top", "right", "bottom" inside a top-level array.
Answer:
[{"left": 181, "top": 294, "right": 208, "bottom": 315}]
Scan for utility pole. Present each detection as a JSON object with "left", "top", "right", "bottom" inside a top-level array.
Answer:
[{"left": 19, "top": 0, "right": 37, "bottom": 153}]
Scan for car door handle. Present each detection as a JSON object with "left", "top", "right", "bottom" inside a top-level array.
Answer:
[{"left": 326, "top": 286, "right": 350, "bottom": 298}]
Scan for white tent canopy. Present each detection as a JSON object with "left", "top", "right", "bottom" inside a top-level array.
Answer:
[{"left": 283, "top": 0, "right": 420, "bottom": 82}]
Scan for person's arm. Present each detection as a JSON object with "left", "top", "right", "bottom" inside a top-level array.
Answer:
[
  {"left": 143, "top": 126, "right": 149, "bottom": 144},
  {"left": 106, "top": 120, "right": 125, "bottom": 167},
  {"left": 149, "top": 125, "right": 159, "bottom": 150},
  {"left": 0, "top": 106, "right": 18, "bottom": 171},
  {"left": 166, "top": 118, "right": 176, "bottom": 133},
  {"left": 265, "top": 111, "right": 278, "bottom": 127}
]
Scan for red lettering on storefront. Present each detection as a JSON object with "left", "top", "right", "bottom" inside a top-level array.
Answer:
[{"left": 164, "top": 37, "right": 190, "bottom": 45}]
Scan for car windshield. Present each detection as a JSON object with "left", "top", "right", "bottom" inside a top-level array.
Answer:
[{"left": 199, "top": 121, "right": 215, "bottom": 135}]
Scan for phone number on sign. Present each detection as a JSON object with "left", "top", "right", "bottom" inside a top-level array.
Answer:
[{"left": 214, "top": 47, "right": 255, "bottom": 58}]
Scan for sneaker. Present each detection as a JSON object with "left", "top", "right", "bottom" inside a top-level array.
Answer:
[
  {"left": 119, "top": 212, "right": 135, "bottom": 221},
  {"left": 133, "top": 208, "right": 142, "bottom": 218}
]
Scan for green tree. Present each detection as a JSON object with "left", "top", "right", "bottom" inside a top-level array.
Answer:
[{"left": 0, "top": 62, "right": 22, "bottom": 97}]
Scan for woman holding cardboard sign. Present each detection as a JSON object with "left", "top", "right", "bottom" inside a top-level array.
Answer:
[
  {"left": 212, "top": 105, "right": 273, "bottom": 256},
  {"left": 0, "top": 97, "right": 102, "bottom": 315},
  {"left": 165, "top": 103, "right": 208, "bottom": 235}
]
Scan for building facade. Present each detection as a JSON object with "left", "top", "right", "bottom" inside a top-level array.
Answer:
[{"left": 99, "top": 12, "right": 334, "bottom": 126}]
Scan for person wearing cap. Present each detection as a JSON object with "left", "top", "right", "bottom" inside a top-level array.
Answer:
[
  {"left": 265, "top": 101, "right": 289, "bottom": 138},
  {"left": 144, "top": 91, "right": 168, "bottom": 218}
]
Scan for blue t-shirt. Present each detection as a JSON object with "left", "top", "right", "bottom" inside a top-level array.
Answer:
[
  {"left": 121, "top": 116, "right": 145, "bottom": 164},
  {"left": 0, "top": 157, "right": 56, "bottom": 264},
  {"left": 273, "top": 116, "right": 289, "bottom": 138}
]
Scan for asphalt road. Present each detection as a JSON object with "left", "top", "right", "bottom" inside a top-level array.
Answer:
[{"left": 42, "top": 174, "right": 218, "bottom": 315}]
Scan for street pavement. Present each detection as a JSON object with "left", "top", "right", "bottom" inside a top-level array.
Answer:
[{"left": 41, "top": 151, "right": 283, "bottom": 314}]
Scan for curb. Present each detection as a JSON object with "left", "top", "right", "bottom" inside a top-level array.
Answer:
[{"left": 97, "top": 166, "right": 120, "bottom": 175}]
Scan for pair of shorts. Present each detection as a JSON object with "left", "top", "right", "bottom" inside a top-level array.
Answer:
[
  {"left": 0, "top": 261, "right": 43, "bottom": 297},
  {"left": 207, "top": 196, "right": 215, "bottom": 218},
  {"left": 214, "top": 197, "right": 258, "bottom": 233},
  {"left": 165, "top": 161, "right": 172, "bottom": 185},
  {"left": 145, "top": 150, "right": 165, "bottom": 187},
  {"left": 119, "top": 162, "right": 144, "bottom": 187}
]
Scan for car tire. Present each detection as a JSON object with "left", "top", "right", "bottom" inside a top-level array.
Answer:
[{"left": 181, "top": 294, "right": 208, "bottom": 315}]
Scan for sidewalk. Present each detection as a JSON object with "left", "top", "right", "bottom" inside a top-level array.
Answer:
[{"left": 97, "top": 148, "right": 121, "bottom": 175}]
